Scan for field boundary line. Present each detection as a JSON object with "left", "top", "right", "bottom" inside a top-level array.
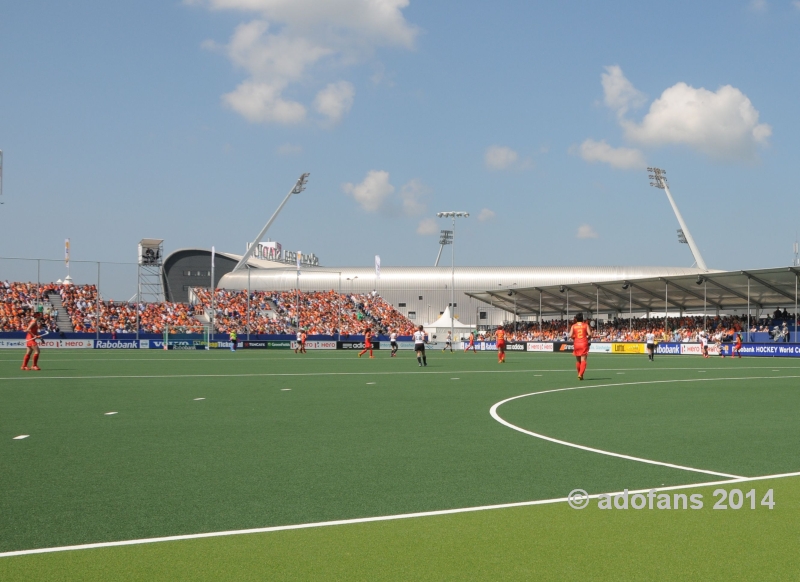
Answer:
[
  {"left": 1, "top": 471, "right": 798, "bottom": 559},
  {"left": 490, "top": 375, "right": 800, "bottom": 479},
  {"left": 2, "top": 369, "right": 800, "bottom": 383}
]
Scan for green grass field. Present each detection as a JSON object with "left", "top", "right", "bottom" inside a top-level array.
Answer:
[{"left": 1, "top": 348, "right": 799, "bottom": 580}]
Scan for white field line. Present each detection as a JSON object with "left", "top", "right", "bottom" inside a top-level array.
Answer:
[
  {"left": 2, "top": 369, "right": 800, "bottom": 384},
  {"left": 490, "top": 375, "right": 800, "bottom": 479},
  {"left": 1, "top": 470, "right": 799, "bottom": 559}
]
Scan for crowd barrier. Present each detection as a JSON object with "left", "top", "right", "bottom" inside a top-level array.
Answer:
[{"left": 2, "top": 335, "right": 799, "bottom": 357}]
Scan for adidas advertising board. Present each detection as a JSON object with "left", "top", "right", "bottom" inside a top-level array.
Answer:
[{"left": 337, "top": 341, "right": 382, "bottom": 350}]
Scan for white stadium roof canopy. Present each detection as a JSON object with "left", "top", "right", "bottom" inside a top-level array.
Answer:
[{"left": 466, "top": 266, "right": 800, "bottom": 318}]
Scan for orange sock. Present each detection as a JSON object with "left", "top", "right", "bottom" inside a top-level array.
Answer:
[
  {"left": 23, "top": 354, "right": 30, "bottom": 368},
  {"left": 579, "top": 361, "right": 587, "bottom": 377},
  {"left": 33, "top": 354, "right": 39, "bottom": 367}
]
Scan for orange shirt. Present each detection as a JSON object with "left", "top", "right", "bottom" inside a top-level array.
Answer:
[
  {"left": 571, "top": 322, "right": 589, "bottom": 344},
  {"left": 26, "top": 322, "right": 39, "bottom": 340},
  {"left": 495, "top": 330, "right": 506, "bottom": 343}
]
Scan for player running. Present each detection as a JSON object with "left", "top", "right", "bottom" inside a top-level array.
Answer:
[
  {"left": 733, "top": 332, "right": 743, "bottom": 358},
  {"left": 699, "top": 330, "right": 709, "bottom": 358},
  {"left": 442, "top": 330, "right": 453, "bottom": 353},
  {"left": 294, "top": 330, "right": 303, "bottom": 354},
  {"left": 464, "top": 330, "right": 477, "bottom": 353},
  {"left": 229, "top": 329, "right": 237, "bottom": 352},
  {"left": 569, "top": 313, "right": 592, "bottom": 380},
  {"left": 413, "top": 325, "right": 428, "bottom": 366},
  {"left": 645, "top": 329, "right": 656, "bottom": 361},
  {"left": 299, "top": 330, "right": 307, "bottom": 354},
  {"left": 713, "top": 331, "right": 724, "bottom": 358},
  {"left": 358, "top": 328, "right": 374, "bottom": 358},
  {"left": 21, "top": 314, "right": 43, "bottom": 371},
  {"left": 495, "top": 326, "right": 506, "bottom": 363},
  {"left": 389, "top": 330, "right": 398, "bottom": 357}
]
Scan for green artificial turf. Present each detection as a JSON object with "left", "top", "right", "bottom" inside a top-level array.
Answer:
[
  {"left": 2, "top": 349, "right": 799, "bottom": 579},
  {"left": 1, "top": 476, "right": 798, "bottom": 581}
]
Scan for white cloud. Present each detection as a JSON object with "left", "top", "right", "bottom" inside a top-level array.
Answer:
[
  {"left": 602, "top": 65, "right": 646, "bottom": 117},
  {"left": 749, "top": 0, "right": 767, "bottom": 11},
  {"left": 277, "top": 143, "right": 303, "bottom": 155},
  {"left": 193, "top": 1, "right": 417, "bottom": 125},
  {"left": 416, "top": 218, "right": 438, "bottom": 235},
  {"left": 578, "top": 139, "right": 646, "bottom": 170},
  {"left": 591, "top": 66, "right": 772, "bottom": 162},
  {"left": 484, "top": 145, "right": 519, "bottom": 170},
  {"left": 399, "top": 179, "right": 429, "bottom": 216},
  {"left": 342, "top": 170, "right": 394, "bottom": 213},
  {"left": 576, "top": 224, "right": 599, "bottom": 239},
  {"left": 477, "top": 208, "right": 495, "bottom": 222},
  {"left": 621, "top": 82, "right": 772, "bottom": 160},
  {"left": 793, "top": 0, "right": 800, "bottom": 9},
  {"left": 314, "top": 81, "right": 355, "bottom": 124}
]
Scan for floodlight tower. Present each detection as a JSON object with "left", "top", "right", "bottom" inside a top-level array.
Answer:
[
  {"left": 232, "top": 173, "right": 310, "bottom": 273},
  {"left": 434, "top": 229, "right": 453, "bottom": 266},
  {"left": 436, "top": 211, "right": 469, "bottom": 341},
  {"left": 648, "top": 167, "right": 708, "bottom": 272}
]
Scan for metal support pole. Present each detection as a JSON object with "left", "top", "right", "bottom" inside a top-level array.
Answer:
[
  {"left": 665, "top": 282, "right": 668, "bottom": 337},
  {"left": 37, "top": 259, "right": 41, "bottom": 311},
  {"left": 96, "top": 262, "right": 100, "bottom": 342},
  {"left": 629, "top": 287, "right": 632, "bottom": 336},
  {"left": 296, "top": 269, "right": 300, "bottom": 330},
  {"left": 795, "top": 274, "right": 798, "bottom": 343},
  {"left": 246, "top": 266, "right": 251, "bottom": 340},
  {"left": 704, "top": 281, "right": 707, "bottom": 332},
  {"left": 747, "top": 278, "right": 750, "bottom": 343},
  {"left": 539, "top": 291, "right": 542, "bottom": 339},
  {"left": 211, "top": 253, "right": 215, "bottom": 342},
  {"left": 338, "top": 273, "right": 342, "bottom": 342},
  {"left": 136, "top": 264, "right": 140, "bottom": 342},
  {"left": 451, "top": 216, "right": 455, "bottom": 343},
  {"left": 566, "top": 289, "right": 570, "bottom": 323}
]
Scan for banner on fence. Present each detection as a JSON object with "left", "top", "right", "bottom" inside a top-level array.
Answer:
[
  {"left": 612, "top": 343, "right": 646, "bottom": 354},
  {"left": 720, "top": 343, "right": 800, "bottom": 357},
  {"left": 526, "top": 342, "right": 553, "bottom": 352},
  {"left": 95, "top": 340, "right": 139, "bottom": 349},
  {"left": 291, "top": 340, "right": 337, "bottom": 350},
  {"left": 337, "top": 341, "right": 382, "bottom": 350},
  {"left": 589, "top": 342, "right": 613, "bottom": 353}
]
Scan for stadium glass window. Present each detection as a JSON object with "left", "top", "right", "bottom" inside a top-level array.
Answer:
[
  {"left": 418, "top": 296, "right": 423, "bottom": 300},
  {"left": 479, "top": 312, "right": 487, "bottom": 320},
  {"left": 398, "top": 302, "right": 407, "bottom": 307},
  {"left": 448, "top": 303, "right": 457, "bottom": 307},
  {"left": 408, "top": 311, "right": 416, "bottom": 320}
]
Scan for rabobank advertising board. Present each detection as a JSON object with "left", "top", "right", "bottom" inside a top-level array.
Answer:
[{"left": 95, "top": 340, "right": 139, "bottom": 349}]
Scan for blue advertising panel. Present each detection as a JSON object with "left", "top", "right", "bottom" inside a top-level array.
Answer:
[{"left": 720, "top": 343, "right": 800, "bottom": 357}]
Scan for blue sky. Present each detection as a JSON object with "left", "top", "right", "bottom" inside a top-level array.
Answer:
[{"left": 2, "top": 0, "right": 800, "bottom": 296}]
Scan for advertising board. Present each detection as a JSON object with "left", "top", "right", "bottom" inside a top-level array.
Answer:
[
  {"left": 95, "top": 340, "right": 139, "bottom": 349},
  {"left": 588, "top": 342, "right": 612, "bottom": 353},
  {"left": 611, "top": 343, "right": 646, "bottom": 354},
  {"left": 553, "top": 342, "right": 574, "bottom": 353},
  {"left": 720, "top": 343, "right": 800, "bottom": 357},
  {"left": 290, "top": 340, "right": 337, "bottom": 350},
  {"left": 0, "top": 339, "right": 27, "bottom": 349},
  {"left": 526, "top": 342, "right": 553, "bottom": 352},
  {"left": 654, "top": 342, "right": 681, "bottom": 355},
  {"left": 680, "top": 343, "right": 719, "bottom": 356},
  {"left": 337, "top": 341, "right": 382, "bottom": 350},
  {"left": 38, "top": 339, "right": 94, "bottom": 349}
]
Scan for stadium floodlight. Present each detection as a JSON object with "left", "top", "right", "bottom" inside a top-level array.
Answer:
[
  {"left": 434, "top": 230, "right": 453, "bottom": 267},
  {"left": 647, "top": 167, "right": 708, "bottom": 271},
  {"left": 437, "top": 211, "right": 469, "bottom": 339},
  {"left": 233, "top": 173, "right": 311, "bottom": 273}
]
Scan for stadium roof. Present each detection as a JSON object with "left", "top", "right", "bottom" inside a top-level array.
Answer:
[{"left": 466, "top": 266, "right": 800, "bottom": 317}]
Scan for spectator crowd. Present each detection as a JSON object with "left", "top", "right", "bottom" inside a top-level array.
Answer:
[{"left": 2, "top": 280, "right": 795, "bottom": 340}]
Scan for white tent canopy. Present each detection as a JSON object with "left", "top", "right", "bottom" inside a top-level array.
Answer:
[{"left": 425, "top": 306, "right": 473, "bottom": 336}]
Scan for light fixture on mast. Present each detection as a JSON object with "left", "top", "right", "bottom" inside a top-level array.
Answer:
[{"left": 647, "top": 167, "right": 708, "bottom": 271}]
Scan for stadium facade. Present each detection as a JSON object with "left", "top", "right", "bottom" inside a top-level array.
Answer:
[{"left": 163, "top": 248, "right": 707, "bottom": 328}]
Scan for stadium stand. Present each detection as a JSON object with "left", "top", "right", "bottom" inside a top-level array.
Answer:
[{"left": 2, "top": 281, "right": 795, "bottom": 339}]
